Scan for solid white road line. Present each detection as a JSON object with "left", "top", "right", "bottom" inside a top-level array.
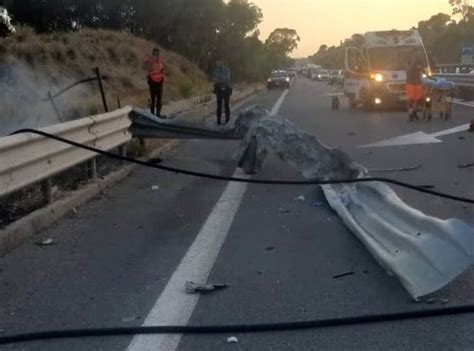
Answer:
[
  {"left": 270, "top": 89, "right": 289, "bottom": 116},
  {"left": 126, "top": 90, "right": 289, "bottom": 351}
]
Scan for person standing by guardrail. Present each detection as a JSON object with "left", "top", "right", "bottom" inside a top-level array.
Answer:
[
  {"left": 406, "top": 54, "right": 425, "bottom": 122},
  {"left": 213, "top": 60, "right": 232, "bottom": 125},
  {"left": 144, "top": 48, "right": 165, "bottom": 118}
]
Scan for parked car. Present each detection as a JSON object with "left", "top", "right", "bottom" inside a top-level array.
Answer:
[
  {"left": 267, "top": 71, "right": 291, "bottom": 89},
  {"left": 287, "top": 69, "right": 297, "bottom": 78},
  {"left": 329, "top": 70, "right": 344, "bottom": 85}
]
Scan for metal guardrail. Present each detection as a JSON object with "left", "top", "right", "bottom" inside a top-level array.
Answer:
[
  {"left": 433, "top": 73, "right": 474, "bottom": 88},
  {"left": 0, "top": 106, "right": 132, "bottom": 200}
]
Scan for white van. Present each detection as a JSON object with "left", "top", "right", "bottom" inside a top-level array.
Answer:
[{"left": 344, "top": 30, "right": 430, "bottom": 109}]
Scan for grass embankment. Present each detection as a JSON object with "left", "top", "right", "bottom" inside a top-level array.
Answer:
[{"left": 0, "top": 27, "right": 211, "bottom": 118}]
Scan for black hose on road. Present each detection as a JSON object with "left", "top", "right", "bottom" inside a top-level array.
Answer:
[
  {"left": 10, "top": 129, "right": 474, "bottom": 204},
  {"left": 2, "top": 304, "right": 474, "bottom": 345}
]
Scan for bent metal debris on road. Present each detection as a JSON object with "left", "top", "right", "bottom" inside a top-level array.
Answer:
[{"left": 236, "top": 106, "right": 474, "bottom": 299}]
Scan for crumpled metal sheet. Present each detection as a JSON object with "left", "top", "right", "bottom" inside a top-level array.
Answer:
[
  {"left": 235, "top": 107, "right": 362, "bottom": 180},
  {"left": 323, "top": 182, "right": 474, "bottom": 299},
  {"left": 237, "top": 105, "right": 474, "bottom": 298}
]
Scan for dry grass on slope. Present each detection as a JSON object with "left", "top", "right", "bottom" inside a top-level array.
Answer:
[{"left": 0, "top": 27, "right": 211, "bottom": 121}]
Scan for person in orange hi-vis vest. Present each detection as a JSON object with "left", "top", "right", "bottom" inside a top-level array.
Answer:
[
  {"left": 143, "top": 48, "right": 165, "bottom": 117},
  {"left": 405, "top": 53, "right": 425, "bottom": 122}
]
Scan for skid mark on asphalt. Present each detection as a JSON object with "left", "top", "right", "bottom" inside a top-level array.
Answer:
[{"left": 126, "top": 89, "right": 289, "bottom": 351}]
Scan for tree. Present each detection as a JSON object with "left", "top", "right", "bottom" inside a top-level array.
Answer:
[
  {"left": 318, "top": 44, "right": 328, "bottom": 53},
  {"left": 449, "top": 0, "right": 474, "bottom": 21},
  {"left": 265, "top": 28, "right": 300, "bottom": 56}
]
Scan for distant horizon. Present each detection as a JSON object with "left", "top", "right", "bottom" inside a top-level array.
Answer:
[{"left": 252, "top": 0, "right": 452, "bottom": 58}]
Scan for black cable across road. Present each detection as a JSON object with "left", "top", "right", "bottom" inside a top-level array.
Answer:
[
  {"left": 11, "top": 129, "right": 474, "bottom": 204},
  {"left": 1, "top": 304, "right": 474, "bottom": 345}
]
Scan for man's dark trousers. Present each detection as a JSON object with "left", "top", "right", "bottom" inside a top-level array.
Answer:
[
  {"left": 149, "top": 81, "right": 163, "bottom": 116},
  {"left": 216, "top": 86, "right": 231, "bottom": 124}
]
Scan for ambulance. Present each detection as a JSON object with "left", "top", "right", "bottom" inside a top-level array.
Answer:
[{"left": 344, "top": 30, "right": 431, "bottom": 109}]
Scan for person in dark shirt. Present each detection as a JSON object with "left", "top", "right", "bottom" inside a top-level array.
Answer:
[
  {"left": 213, "top": 60, "right": 232, "bottom": 125},
  {"left": 406, "top": 55, "right": 425, "bottom": 121}
]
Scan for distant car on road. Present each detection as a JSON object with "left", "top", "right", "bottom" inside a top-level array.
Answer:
[
  {"left": 311, "top": 69, "right": 330, "bottom": 81},
  {"left": 329, "top": 70, "right": 344, "bottom": 85},
  {"left": 267, "top": 71, "right": 291, "bottom": 89}
]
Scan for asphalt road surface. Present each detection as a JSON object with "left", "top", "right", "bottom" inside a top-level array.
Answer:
[{"left": 1, "top": 77, "right": 474, "bottom": 350}]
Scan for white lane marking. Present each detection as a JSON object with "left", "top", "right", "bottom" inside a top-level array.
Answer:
[
  {"left": 361, "top": 132, "right": 442, "bottom": 148},
  {"left": 270, "top": 89, "right": 289, "bottom": 116},
  {"left": 322, "top": 92, "right": 344, "bottom": 97},
  {"left": 360, "top": 123, "right": 471, "bottom": 148},
  {"left": 126, "top": 90, "right": 289, "bottom": 351},
  {"left": 452, "top": 98, "right": 474, "bottom": 108},
  {"left": 430, "top": 123, "right": 470, "bottom": 138}
]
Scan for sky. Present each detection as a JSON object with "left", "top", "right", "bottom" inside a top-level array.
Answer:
[{"left": 252, "top": 0, "right": 453, "bottom": 57}]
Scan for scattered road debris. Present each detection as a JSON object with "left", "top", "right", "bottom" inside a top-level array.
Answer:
[
  {"left": 295, "top": 195, "right": 306, "bottom": 202},
  {"left": 121, "top": 316, "right": 141, "bottom": 323},
  {"left": 332, "top": 271, "right": 355, "bottom": 279},
  {"left": 441, "top": 298, "right": 449, "bottom": 304},
  {"left": 425, "top": 298, "right": 437, "bottom": 304},
  {"left": 227, "top": 336, "right": 239, "bottom": 344},
  {"left": 347, "top": 132, "right": 357, "bottom": 136},
  {"left": 311, "top": 201, "right": 323, "bottom": 208},
  {"left": 362, "top": 151, "right": 373, "bottom": 156},
  {"left": 185, "top": 281, "right": 228, "bottom": 294},
  {"left": 279, "top": 208, "right": 291, "bottom": 214},
  {"left": 458, "top": 162, "right": 474, "bottom": 169},
  {"left": 151, "top": 185, "right": 160, "bottom": 191},
  {"left": 368, "top": 165, "right": 422, "bottom": 172},
  {"left": 35, "top": 238, "right": 55, "bottom": 246},
  {"left": 265, "top": 246, "right": 275, "bottom": 251}
]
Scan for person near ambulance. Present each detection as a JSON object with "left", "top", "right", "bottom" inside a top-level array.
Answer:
[
  {"left": 213, "top": 60, "right": 232, "bottom": 125},
  {"left": 144, "top": 48, "right": 165, "bottom": 117},
  {"left": 405, "top": 53, "right": 425, "bottom": 122}
]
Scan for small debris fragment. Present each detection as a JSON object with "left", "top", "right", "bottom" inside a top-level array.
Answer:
[
  {"left": 185, "top": 281, "right": 228, "bottom": 294},
  {"left": 265, "top": 246, "right": 275, "bottom": 251},
  {"left": 441, "top": 298, "right": 449, "bottom": 304},
  {"left": 121, "top": 316, "right": 141, "bottom": 323},
  {"left": 295, "top": 195, "right": 306, "bottom": 202},
  {"left": 71, "top": 208, "right": 77, "bottom": 215},
  {"left": 458, "top": 162, "right": 474, "bottom": 169},
  {"left": 425, "top": 298, "right": 437, "bottom": 304},
  {"left": 311, "top": 201, "right": 323, "bottom": 208},
  {"left": 227, "top": 336, "right": 239, "bottom": 344},
  {"left": 148, "top": 157, "right": 163, "bottom": 164},
  {"left": 362, "top": 270, "right": 369, "bottom": 274},
  {"left": 279, "top": 208, "right": 291, "bottom": 214},
  {"left": 368, "top": 165, "right": 422, "bottom": 172},
  {"left": 257, "top": 270, "right": 263, "bottom": 275},
  {"left": 151, "top": 185, "right": 160, "bottom": 191},
  {"left": 347, "top": 132, "right": 357, "bottom": 136},
  {"left": 332, "top": 271, "right": 355, "bottom": 279},
  {"left": 362, "top": 151, "right": 373, "bottom": 156},
  {"left": 459, "top": 136, "right": 465, "bottom": 140},
  {"left": 35, "top": 238, "right": 55, "bottom": 246}
]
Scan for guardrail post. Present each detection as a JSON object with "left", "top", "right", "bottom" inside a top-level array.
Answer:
[
  {"left": 94, "top": 67, "right": 109, "bottom": 113},
  {"left": 87, "top": 158, "right": 98, "bottom": 181},
  {"left": 41, "top": 178, "right": 53, "bottom": 204},
  {"left": 48, "top": 92, "right": 65, "bottom": 123}
]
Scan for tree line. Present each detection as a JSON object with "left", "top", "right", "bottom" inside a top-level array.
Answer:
[
  {"left": 2, "top": 0, "right": 300, "bottom": 81},
  {"left": 311, "top": 0, "right": 474, "bottom": 68}
]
